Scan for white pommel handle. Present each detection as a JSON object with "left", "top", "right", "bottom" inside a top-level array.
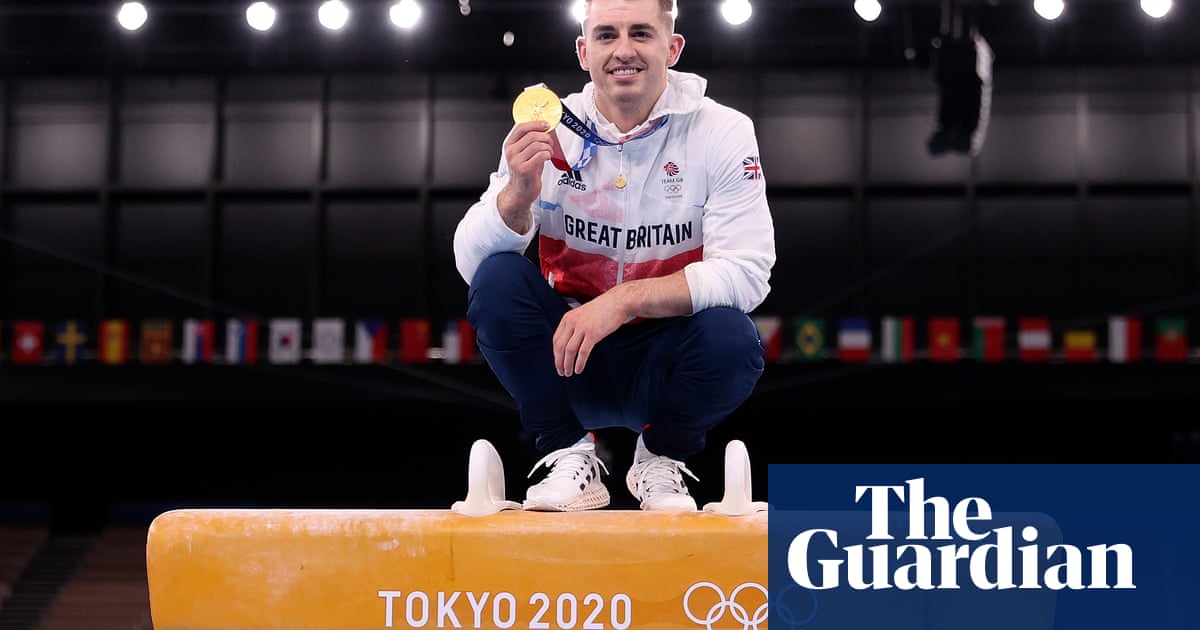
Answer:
[
  {"left": 451, "top": 439, "right": 522, "bottom": 516},
  {"left": 702, "top": 439, "right": 769, "bottom": 516}
]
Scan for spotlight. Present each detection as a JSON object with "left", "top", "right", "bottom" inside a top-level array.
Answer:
[
  {"left": 318, "top": 0, "right": 351, "bottom": 30},
  {"left": 116, "top": 2, "right": 148, "bottom": 31},
  {"left": 246, "top": 2, "right": 277, "bottom": 32},
  {"left": 720, "top": 0, "right": 753, "bottom": 26},
  {"left": 1033, "top": 0, "right": 1064, "bottom": 21},
  {"left": 1141, "top": 0, "right": 1172, "bottom": 19},
  {"left": 389, "top": 0, "right": 422, "bottom": 29},
  {"left": 854, "top": 0, "right": 882, "bottom": 22}
]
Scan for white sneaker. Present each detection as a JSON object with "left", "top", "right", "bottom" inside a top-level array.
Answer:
[
  {"left": 524, "top": 434, "right": 611, "bottom": 511},
  {"left": 626, "top": 434, "right": 699, "bottom": 512}
]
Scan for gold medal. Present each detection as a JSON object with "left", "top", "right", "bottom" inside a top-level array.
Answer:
[
  {"left": 512, "top": 86, "right": 562, "bottom": 131},
  {"left": 614, "top": 174, "right": 627, "bottom": 189}
]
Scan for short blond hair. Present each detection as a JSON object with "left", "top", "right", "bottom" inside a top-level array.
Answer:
[{"left": 582, "top": 0, "right": 677, "bottom": 32}]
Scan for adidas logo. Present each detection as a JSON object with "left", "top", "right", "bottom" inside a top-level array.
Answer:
[{"left": 556, "top": 169, "right": 587, "bottom": 191}]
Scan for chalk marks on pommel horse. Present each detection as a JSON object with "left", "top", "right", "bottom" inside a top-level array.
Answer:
[{"left": 145, "top": 439, "right": 769, "bottom": 630}]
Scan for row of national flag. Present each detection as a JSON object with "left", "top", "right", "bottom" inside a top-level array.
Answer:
[
  {"left": 4, "top": 313, "right": 1192, "bottom": 366},
  {"left": 0, "top": 317, "right": 478, "bottom": 366},
  {"left": 753, "top": 314, "right": 1191, "bottom": 364}
]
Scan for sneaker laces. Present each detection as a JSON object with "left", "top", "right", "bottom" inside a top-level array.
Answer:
[
  {"left": 629, "top": 454, "right": 698, "bottom": 496},
  {"left": 528, "top": 443, "right": 609, "bottom": 484}
]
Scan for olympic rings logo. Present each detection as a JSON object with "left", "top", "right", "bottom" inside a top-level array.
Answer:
[
  {"left": 770, "top": 584, "right": 819, "bottom": 628},
  {"left": 663, "top": 184, "right": 683, "bottom": 193},
  {"left": 683, "top": 581, "right": 768, "bottom": 630}
]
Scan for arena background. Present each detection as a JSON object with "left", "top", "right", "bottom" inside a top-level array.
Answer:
[{"left": 1, "top": 0, "right": 1199, "bottom": 532}]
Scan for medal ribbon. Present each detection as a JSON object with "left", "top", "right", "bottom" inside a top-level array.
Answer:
[
  {"left": 557, "top": 100, "right": 668, "bottom": 171},
  {"left": 548, "top": 133, "right": 572, "bottom": 171}
]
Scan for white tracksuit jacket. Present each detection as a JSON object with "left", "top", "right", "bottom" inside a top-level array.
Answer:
[{"left": 453, "top": 70, "right": 775, "bottom": 315}]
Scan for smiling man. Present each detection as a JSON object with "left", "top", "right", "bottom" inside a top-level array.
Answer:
[{"left": 453, "top": 0, "right": 776, "bottom": 512}]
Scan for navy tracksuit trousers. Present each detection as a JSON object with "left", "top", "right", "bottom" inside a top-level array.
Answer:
[{"left": 466, "top": 252, "right": 765, "bottom": 461}]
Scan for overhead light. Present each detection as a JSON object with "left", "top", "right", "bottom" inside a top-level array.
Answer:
[
  {"left": 720, "top": 0, "right": 753, "bottom": 26},
  {"left": 1141, "top": 0, "right": 1172, "bottom": 19},
  {"left": 318, "top": 0, "right": 351, "bottom": 31},
  {"left": 389, "top": 0, "right": 422, "bottom": 29},
  {"left": 246, "top": 2, "right": 277, "bottom": 32},
  {"left": 116, "top": 2, "right": 148, "bottom": 31},
  {"left": 1033, "top": 0, "right": 1065, "bottom": 21},
  {"left": 854, "top": 0, "right": 882, "bottom": 22}
]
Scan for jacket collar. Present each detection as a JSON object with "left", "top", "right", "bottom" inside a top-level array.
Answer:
[{"left": 579, "top": 70, "right": 707, "bottom": 143}]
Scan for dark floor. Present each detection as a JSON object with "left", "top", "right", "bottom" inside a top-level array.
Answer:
[{"left": 3, "top": 362, "right": 1199, "bottom": 532}]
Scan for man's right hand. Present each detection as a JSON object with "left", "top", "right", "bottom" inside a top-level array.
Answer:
[{"left": 496, "top": 121, "right": 552, "bottom": 234}]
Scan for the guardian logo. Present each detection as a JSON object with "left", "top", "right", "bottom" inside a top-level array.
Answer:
[{"left": 787, "top": 478, "right": 1136, "bottom": 591}]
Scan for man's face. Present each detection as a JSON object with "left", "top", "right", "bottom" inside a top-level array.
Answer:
[{"left": 576, "top": 0, "right": 684, "bottom": 114}]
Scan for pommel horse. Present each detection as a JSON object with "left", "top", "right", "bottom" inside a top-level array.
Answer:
[{"left": 145, "top": 440, "right": 769, "bottom": 629}]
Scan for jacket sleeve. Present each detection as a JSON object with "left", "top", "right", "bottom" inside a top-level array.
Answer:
[
  {"left": 683, "top": 108, "right": 776, "bottom": 314},
  {"left": 452, "top": 130, "right": 540, "bottom": 285}
]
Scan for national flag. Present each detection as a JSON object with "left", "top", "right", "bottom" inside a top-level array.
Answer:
[
  {"left": 971, "top": 316, "right": 1005, "bottom": 363},
  {"left": 399, "top": 317, "right": 431, "bottom": 364},
  {"left": 1017, "top": 316, "right": 1051, "bottom": 363},
  {"left": 225, "top": 318, "right": 259, "bottom": 365},
  {"left": 1155, "top": 317, "right": 1188, "bottom": 363},
  {"left": 54, "top": 320, "right": 89, "bottom": 365},
  {"left": 182, "top": 318, "right": 215, "bottom": 365},
  {"left": 268, "top": 318, "right": 302, "bottom": 364},
  {"left": 354, "top": 319, "right": 389, "bottom": 364},
  {"left": 1107, "top": 316, "right": 1142, "bottom": 364},
  {"left": 441, "top": 318, "right": 476, "bottom": 365},
  {"left": 139, "top": 319, "right": 174, "bottom": 364},
  {"left": 1063, "top": 329, "right": 1097, "bottom": 363},
  {"left": 12, "top": 320, "right": 45, "bottom": 365},
  {"left": 752, "top": 315, "right": 783, "bottom": 363},
  {"left": 459, "top": 319, "right": 477, "bottom": 364},
  {"left": 880, "top": 316, "right": 914, "bottom": 363},
  {"left": 442, "top": 319, "right": 463, "bottom": 364},
  {"left": 312, "top": 318, "right": 345, "bottom": 364},
  {"left": 741, "top": 155, "right": 763, "bottom": 181},
  {"left": 927, "top": 317, "right": 960, "bottom": 362},
  {"left": 791, "top": 318, "right": 825, "bottom": 362},
  {"left": 837, "top": 317, "right": 871, "bottom": 363},
  {"left": 99, "top": 319, "right": 130, "bottom": 365}
]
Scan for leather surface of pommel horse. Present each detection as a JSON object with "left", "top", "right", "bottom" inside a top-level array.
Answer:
[{"left": 145, "top": 440, "right": 769, "bottom": 630}]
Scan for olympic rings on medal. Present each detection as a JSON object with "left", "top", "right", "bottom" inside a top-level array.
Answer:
[{"left": 682, "top": 581, "right": 768, "bottom": 630}]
